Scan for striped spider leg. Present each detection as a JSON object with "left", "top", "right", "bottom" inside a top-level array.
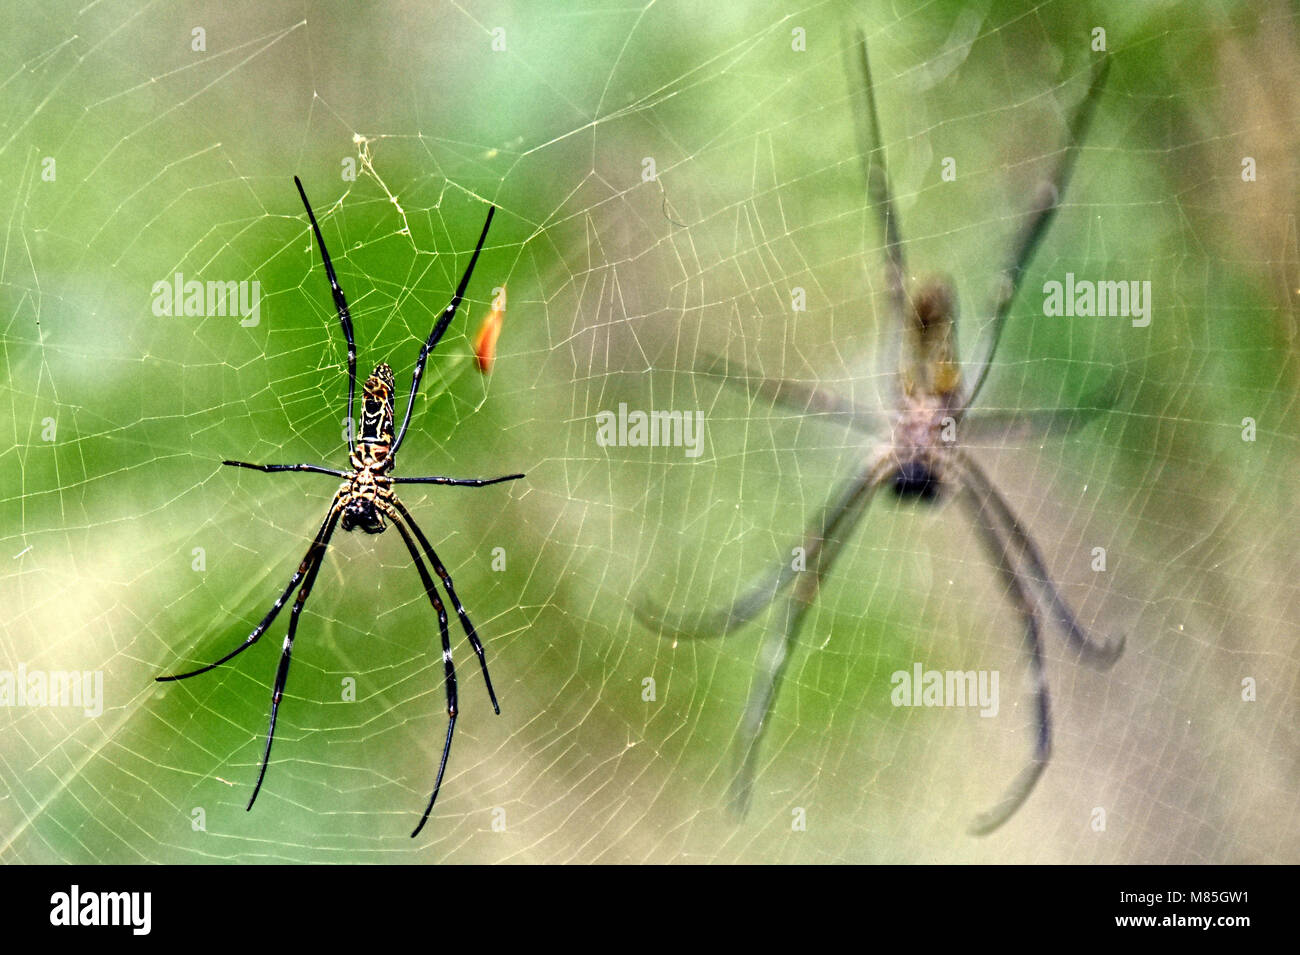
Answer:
[
  {"left": 641, "top": 33, "right": 1122, "bottom": 833},
  {"left": 158, "top": 178, "right": 523, "bottom": 838}
]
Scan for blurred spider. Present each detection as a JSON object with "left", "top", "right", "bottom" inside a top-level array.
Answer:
[
  {"left": 641, "top": 34, "right": 1123, "bottom": 834},
  {"left": 157, "top": 178, "right": 522, "bottom": 838}
]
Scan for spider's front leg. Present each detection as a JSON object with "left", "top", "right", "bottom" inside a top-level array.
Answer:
[
  {"left": 392, "top": 204, "right": 496, "bottom": 456},
  {"left": 847, "top": 28, "right": 908, "bottom": 334},
  {"left": 295, "top": 176, "right": 358, "bottom": 454},
  {"left": 963, "top": 55, "right": 1111, "bottom": 408}
]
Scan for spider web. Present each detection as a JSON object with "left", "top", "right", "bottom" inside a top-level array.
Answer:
[{"left": 2, "top": 0, "right": 1297, "bottom": 863}]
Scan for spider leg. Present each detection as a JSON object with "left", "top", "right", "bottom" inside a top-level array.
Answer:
[
  {"left": 963, "top": 56, "right": 1111, "bottom": 407},
  {"left": 157, "top": 494, "right": 344, "bottom": 682},
  {"left": 386, "top": 512, "right": 459, "bottom": 838},
  {"left": 958, "top": 369, "right": 1125, "bottom": 446},
  {"left": 247, "top": 503, "right": 343, "bottom": 811},
  {"left": 954, "top": 474, "right": 1051, "bottom": 835},
  {"left": 391, "top": 472, "right": 524, "bottom": 488},
  {"left": 696, "top": 352, "right": 884, "bottom": 433},
  {"left": 847, "top": 28, "right": 907, "bottom": 336},
  {"left": 393, "top": 205, "right": 496, "bottom": 456},
  {"left": 958, "top": 452, "right": 1124, "bottom": 666},
  {"left": 295, "top": 177, "right": 358, "bottom": 453},
  {"left": 729, "top": 456, "right": 893, "bottom": 816},
  {"left": 637, "top": 449, "right": 892, "bottom": 638},
  {"left": 389, "top": 497, "right": 500, "bottom": 713},
  {"left": 223, "top": 460, "right": 348, "bottom": 478}
]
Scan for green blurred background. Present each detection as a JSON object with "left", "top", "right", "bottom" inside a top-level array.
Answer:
[{"left": 1, "top": 0, "right": 1296, "bottom": 862}]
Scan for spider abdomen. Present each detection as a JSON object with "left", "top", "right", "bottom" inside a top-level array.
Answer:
[{"left": 359, "top": 362, "right": 397, "bottom": 443}]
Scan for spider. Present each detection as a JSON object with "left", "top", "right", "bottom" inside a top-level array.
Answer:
[
  {"left": 640, "top": 34, "right": 1124, "bottom": 834},
  {"left": 157, "top": 177, "right": 522, "bottom": 838}
]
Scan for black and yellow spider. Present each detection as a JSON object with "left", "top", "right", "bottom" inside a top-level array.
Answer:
[
  {"left": 642, "top": 34, "right": 1124, "bottom": 834},
  {"left": 158, "top": 178, "right": 521, "bottom": 838}
]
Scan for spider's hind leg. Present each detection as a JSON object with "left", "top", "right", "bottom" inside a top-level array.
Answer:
[
  {"left": 952, "top": 450, "right": 1123, "bottom": 834},
  {"left": 389, "top": 497, "right": 500, "bottom": 714},
  {"left": 956, "top": 478, "right": 1051, "bottom": 835},
  {"left": 156, "top": 493, "right": 344, "bottom": 683},
  {"left": 386, "top": 509, "right": 460, "bottom": 838},
  {"left": 635, "top": 452, "right": 893, "bottom": 641},
  {"left": 247, "top": 502, "right": 344, "bottom": 811},
  {"left": 726, "top": 456, "right": 893, "bottom": 816},
  {"left": 960, "top": 454, "right": 1124, "bottom": 667}
]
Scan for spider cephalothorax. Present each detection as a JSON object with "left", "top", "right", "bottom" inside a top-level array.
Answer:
[{"left": 159, "top": 177, "right": 522, "bottom": 838}]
